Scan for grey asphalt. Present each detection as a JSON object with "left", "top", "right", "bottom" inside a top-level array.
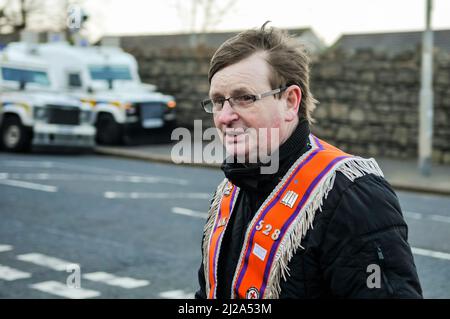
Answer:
[{"left": 0, "top": 152, "right": 449, "bottom": 298}]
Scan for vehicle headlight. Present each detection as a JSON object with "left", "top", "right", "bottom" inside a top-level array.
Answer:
[
  {"left": 80, "top": 110, "right": 93, "bottom": 123},
  {"left": 124, "top": 103, "right": 136, "bottom": 114},
  {"left": 33, "top": 106, "right": 47, "bottom": 120},
  {"left": 167, "top": 100, "right": 176, "bottom": 109}
]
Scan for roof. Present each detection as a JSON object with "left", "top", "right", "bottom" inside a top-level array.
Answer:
[
  {"left": 1, "top": 44, "right": 50, "bottom": 69},
  {"left": 3, "top": 42, "right": 135, "bottom": 66},
  {"left": 333, "top": 29, "right": 450, "bottom": 54},
  {"left": 104, "top": 27, "right": 316, "bottom": 50}
]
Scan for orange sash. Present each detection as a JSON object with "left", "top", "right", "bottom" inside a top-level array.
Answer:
[
  {"left": 205, "top": 135, "right": 373, "bottom": 299},
  {"left": 206, "top": 181, "right": 239, "bottom": 299}
]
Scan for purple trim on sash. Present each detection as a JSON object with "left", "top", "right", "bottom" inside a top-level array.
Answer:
[
  {"left": 234, "top": 136, "right": 323, "bottom": 297},
  {"left": 259, "top": 155, "right": 349, "bottom": 297},
  {"left": 210, "top": 186, "right": 237, "bottom": 298},
  {"left": 230, "top": 186, "right": 237, "bottom": 211}
]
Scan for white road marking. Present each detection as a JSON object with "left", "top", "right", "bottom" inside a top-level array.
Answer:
[
  {"left": 17, "top": 253, "right": 74, "bottom": 271},
  {"left": 412, "top": 247, "right": 450, "bottom": 261},
  {"left": 0, "top": 179, "right": 58, "bottom": 192},
  {"left": 430, "top": 215, "right": 450, "bottom": 224},
  {"left": 7, "top": 173, "right": 160, "bottom": 183},
  {"left": 0, "top": 265, "right": 31, "bottom": 281},
  {"left": 50, "top": 161, "right": 147, "bottom": 176},
  {"left": 83, "top": 272, "right": 149, "bottom": 289},
  {"left": 0, "top": 244, "right": 13, "bottom": 253},
  {"left": 159, "top": 290, "right": 195, "bottom": 299},
  {"left": 172, "top": 207, "right": 208, "bottom": 219},
  {"left": 3, "top": 172, "right": 188, "bottom": 186},
  {"left": 405, "top": 211, "right": 450, "bottom": 224},
  {"left": 1, "top": 161, "right": 54, "bottom": 168},
  {"left": 0, "top": 160, "right": 189, "bottom": 185},
  {"left": 104, "top": 192, "right": 210, "bottom": 200},
  {"left": 30, "top": 281, "right": 100, "bottom": 299},
  {"left": 404, "top": 211, "right": 423, "bottom": 220}
]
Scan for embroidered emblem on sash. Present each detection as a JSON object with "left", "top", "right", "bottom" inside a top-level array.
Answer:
[
  {"left": 246, "top": 287, "right": 259, "bottom": 299},
  {"left": 252, "top": 243, "right": 267, "bottom": 261},
  {"left": 217, "top": 217, "right": 227, "bottom": 227},
  {"left": 280, "top": 190, "right": 298, "bottom": 208},
  {"left": 223, "top": 183, "right": 232, "bottom": 196}
]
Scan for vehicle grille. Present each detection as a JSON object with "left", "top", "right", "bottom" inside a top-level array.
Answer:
[
  {"left": 138, "top": 102, "right": 164, "bottom": 120},
  {"left": 46, "top": 105, "right": 80, "bottom": 125}
]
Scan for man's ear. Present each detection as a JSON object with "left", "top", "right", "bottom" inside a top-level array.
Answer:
[{"left": 285, "top": 85, "right": 302, "bottom": 121}]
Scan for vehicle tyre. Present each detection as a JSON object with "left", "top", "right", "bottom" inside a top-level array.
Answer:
[
  {"left": 95, "top": 113, "right": 123, "bottom": 145},
  {"left": 0, "top": 116, "right": 31, "bottom": 152}
]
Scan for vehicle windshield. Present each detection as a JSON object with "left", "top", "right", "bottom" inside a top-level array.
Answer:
[
  {"left": 1, "top": 67, "right": 50, "bottom": 86},
  {"left": 88, "top": 65, "right": 132, "bottom": 81}
]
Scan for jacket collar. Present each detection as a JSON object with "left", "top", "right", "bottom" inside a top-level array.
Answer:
[{"left": 221, "top": 119, "right": 311, "bottom": 193}]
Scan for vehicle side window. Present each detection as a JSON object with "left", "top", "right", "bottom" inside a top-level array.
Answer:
[
  {"left": 1, "top": 67, "right": 50, "bottom": 86},
  {"left": 68, "top": 73, "right": 82, "bottom": 87}
]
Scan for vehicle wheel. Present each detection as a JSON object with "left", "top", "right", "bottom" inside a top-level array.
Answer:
[
  {"left": 1, "top": 116, "right": 31, "bottom": 152},
  {"left": 95, "top": 114, "right": 123, "bottom": 145}
]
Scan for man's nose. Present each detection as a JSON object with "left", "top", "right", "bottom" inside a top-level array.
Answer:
[{"left": 215, "top": 100, "right": 238, "bottom": 125}]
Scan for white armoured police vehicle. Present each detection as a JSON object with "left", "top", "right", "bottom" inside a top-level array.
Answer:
[
  {"left": 0, "top": 45, "right": 96, "bottom": 152},
  {"left": 3, "top": 39, "right": 177, "bottom": 145}
]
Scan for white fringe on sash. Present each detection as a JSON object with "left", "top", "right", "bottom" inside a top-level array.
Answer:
[
  {"left": 264, "top": 157, "right": 384, "bottom": 299},
  {"left": 203, "top": 178, "right": 228, "bottom": 297}
]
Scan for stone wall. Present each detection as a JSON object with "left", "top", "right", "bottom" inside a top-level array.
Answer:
[
  {"left": 124, "top": 45, "right": 450, "bottom": 164},
  {"left": 125, "top": 46, "right": 215, "bottom": 129},
  {"left": 310, "top": 49, "right": 450, "bottom": 163}
]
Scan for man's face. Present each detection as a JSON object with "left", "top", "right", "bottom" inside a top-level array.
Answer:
[{"left": 210, "top": 52, "right": 293, "bottom": 161}]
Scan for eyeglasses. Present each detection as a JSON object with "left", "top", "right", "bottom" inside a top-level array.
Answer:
[{"left": 201, "top": 87, "right": 287, "bottom": 114}]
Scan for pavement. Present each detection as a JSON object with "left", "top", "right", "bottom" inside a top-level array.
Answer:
[{"left": 94, "top": 138, "right": 450, "bottom": 196}]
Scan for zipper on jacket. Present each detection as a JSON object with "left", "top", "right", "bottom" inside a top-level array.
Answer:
[{"left": 375, "top": 243, "right": 394, "bottom": 295}]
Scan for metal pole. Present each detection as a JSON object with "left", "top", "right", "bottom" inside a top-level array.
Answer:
[{"left": 418, "top": 0, "right": 434, "bottom": 176}]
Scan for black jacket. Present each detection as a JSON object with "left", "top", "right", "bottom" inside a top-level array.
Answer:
[{"left": 196, "top": 120, "right": 422, "bottom": 299}]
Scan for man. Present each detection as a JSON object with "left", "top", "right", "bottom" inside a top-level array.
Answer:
[{"left": 195, "top": 24, "right": 422, "bottom": 299}]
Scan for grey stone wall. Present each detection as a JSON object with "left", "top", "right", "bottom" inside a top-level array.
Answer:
[
  {"left": 125, "top": 46, "right": 215, "bottom": 129},
  {"left": 125, "top": 45, "right": 450, "bottom": 164},
  {"left": 310, "top": 49, "right": 450, "bottom": 164}
]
